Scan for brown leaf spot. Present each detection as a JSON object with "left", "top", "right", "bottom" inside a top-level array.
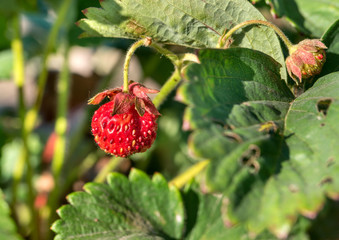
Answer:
[
  {"left": 319, "top": 177, "right": 333, "bottom": 186},
  {"left": 239, "top": 145, "right": 261, "bottom": 173},
  {"left": 126, "top": 20, "right": 147, "bottom": 35},
  {"left": 223, "top": 131, "right": 242, "bottom": 143}
]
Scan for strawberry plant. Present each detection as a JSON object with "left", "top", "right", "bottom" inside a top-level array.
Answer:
[{"left": 0, "top": 0, "right": 339, "bottom": 239}]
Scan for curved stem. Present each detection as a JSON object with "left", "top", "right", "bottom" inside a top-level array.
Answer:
[
  {"left": 124, "top": 39, "right": 183, "bottom": 105},
  {"left": 152, "top": 67, "right": 181, "bottom": 108},
  {"left": 123, "top": 38, "right": 149, "bottom": 92},
  {"left": 149, "top": 42, "right": 180, "bottom": 66},
  {"left": 169, "top": 160, "right": 210, "bottom": 188},
  {"left": 220, "top": 20, "right": 293, "bottom": 50}
]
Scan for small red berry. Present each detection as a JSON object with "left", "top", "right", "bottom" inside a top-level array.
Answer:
[{"left": 89, "top": 81, "right": 160, "bottom": 157}]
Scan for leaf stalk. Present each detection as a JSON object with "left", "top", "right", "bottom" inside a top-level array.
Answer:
[
  {"left": 219, "top": 20, "right": 293, "bottom": 51},
  {"left": 169, "top": 160, "right": 210, "bottom": 188}
]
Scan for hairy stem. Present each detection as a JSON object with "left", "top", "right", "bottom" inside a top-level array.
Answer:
[
  {"left": 152, "top": 67, "right": 181, "bottom": 108},
  {"left": 124, "top": 39, "right": 183, "bottom": 106},
  {"left": 169, "top": 160, "right": 210, "bottom": 188},
  {"left": 220, "top": 20, "right": 293, "bottom": 50},
  {"left": 150, "top": 42, "right": 180, "bottom": 66},
  {"left": 123, "top": 38, "right": 150, "bottom": 92}
]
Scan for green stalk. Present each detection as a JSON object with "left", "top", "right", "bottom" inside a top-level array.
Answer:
[
  {"left": 148, "top": 43, "right": 184, "bottom": 108},
  {"left": 11, "top": 15, "right": 26, "bottom": 120},
  {"left": 219, "top": 19, "right": 293, "bottom": 50},
  {"left": 46, "top": 44, "right": 70, "bottom": 239},
  {"left": 12, "top": 0, "right": 72, "bottom": 238},
  {"left": 94, "top": 157, "right": 125, "bottom": 183},
  {"left": 152, "top": 67, "right": 181, "bottom": 108},
  {"left": 169, "top": 160, "right": 210, "bottom": 188},
  {"left": 52, "top": 45, "right": 70, "bottom": 180},
  {"left": 123, "top": 38, "right": 149, "bottom": 92},
  {"left": 10, "top": 14, "right": 40, "bottom": 240},
  {"left": 23, "top": 0, "right": 73, "bottom": 137},
  {"left": 150, "top": 42, "right": 180, "bottom": 66},
  {"left": 11, "top": 13, "right": 26, "bottom": 208}
]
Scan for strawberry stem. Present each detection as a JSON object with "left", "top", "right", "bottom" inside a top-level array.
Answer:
[
  {"left": 152, "top": 67, "right": 181, "bottom": 108},
  {"left": 218, "top": 20, "right": 293, "bottom": 51},
  {"left": 123, "top": 38, "right": 150, "bottom": 92},
  {"left": 149, "top": 42, "right": 180, "bottom": 66}
]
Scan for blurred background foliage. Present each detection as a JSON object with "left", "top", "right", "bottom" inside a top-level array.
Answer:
[{"left": 0, "top": 0, "right": 338, "bottom": 239}]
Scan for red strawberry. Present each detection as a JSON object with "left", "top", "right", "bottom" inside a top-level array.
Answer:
[{"left": 89, "top": 81, "right": 160, "bottom": 157}]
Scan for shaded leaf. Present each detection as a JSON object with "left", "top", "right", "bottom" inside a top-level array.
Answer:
[
  {"left": 179, "top": 49, "right": 339, "bottom": 237},
  {"left": 78, "top": 0, "right": 286, "bottom": 78},
  {"left": 0, "top": 189, "right": 22, "bottom": 240},
  {"left": 183, "top": 184, "right": 251, "bottom": 240},
  {"left": 178, "top": 48, "right": 293, "bottom": 229},
  {"left": 308, "top": 199, "right": 339, "bottom": 240},
  {"left": 318, "top": 19, "right": 339, "bottom": 78},
  {"left": 269, "top": 0, "right": 339, "bottom": 37},
  {"left": 178, "top": 48, "right": 293, "bottom": 131},
  {"left": 52, "top": 169, "right": 185, "bottom": 240},
  {"left": 183, "top": 183, "right": 307, "bottom": 240},
  {"left": 224, "top": 72, "right": 339, "bottom": 238}
]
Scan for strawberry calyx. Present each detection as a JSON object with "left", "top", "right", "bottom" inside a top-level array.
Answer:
[{"left": 88, "top": 81, "right": 161, "bottom": 117}]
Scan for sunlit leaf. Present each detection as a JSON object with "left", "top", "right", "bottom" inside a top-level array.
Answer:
[
  {"left": 52, "top": 169, "right": 185, "bottom": 240},
  {"left": 78, "top": 0, "right": 286, "bottom": 79}
]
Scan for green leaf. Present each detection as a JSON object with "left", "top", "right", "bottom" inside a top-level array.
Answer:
[
  {"left": 285, "top": 71, "right": 339, "bottom": 198},
  {"left": 269, "top": 0, "right": 339, "bottom": 37},
  {"left": 183, "top": 183, "right": 305, "bottom": 240},
  {"left": 178, "top": 48, "right": 293, "bottom": 131},
  {"left": 0, "top": 189, "right": 22, "bottom": 240},
  {"left": 179, "top": 48, "right": 339, "bottom": 237},
  {"left": 178, "top": 47, "right": 293, "bottom": 203},
  {"left": 52, "top": 169, "right": 185, "bottom": 240},
  {"left": 79, "top": 0, "right": 286, "bottom": 78},
  {"left": 224, "top": 72, "right": 339, "bottom": 237},
  {"left": 319, "top": 20, "right": 339, "bottom": 77},
  {"left": 183, "top": 184, "right": 250, "bottom": 240}
]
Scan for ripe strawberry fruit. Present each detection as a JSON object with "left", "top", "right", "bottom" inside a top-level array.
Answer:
[{"left": 89, "top": 81, "right": 160, "bottom": 157}]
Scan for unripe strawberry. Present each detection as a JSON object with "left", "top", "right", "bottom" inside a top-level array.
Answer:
[
  {"left": 286, "top": 39, "right": 327, "bottom": 84},
  {"left": 89, "top": 82, "right": 160, "bottom": 157}
]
